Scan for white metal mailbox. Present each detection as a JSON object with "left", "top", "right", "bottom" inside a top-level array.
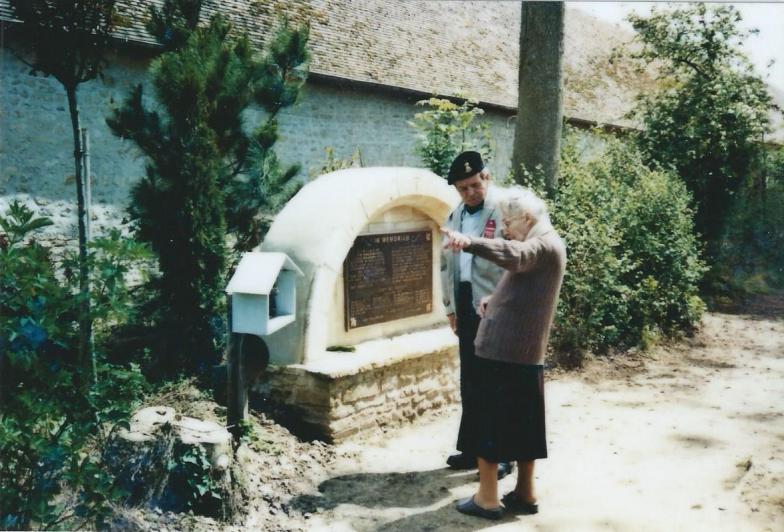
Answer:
[{"left": 226, "top": 252, "right": 303, "bottom": 336}]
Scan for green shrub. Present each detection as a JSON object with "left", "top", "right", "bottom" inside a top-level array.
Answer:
[
  {"left": 550, "top": 138, "right": 631, "bottom": 357},
  {"left": 627, "top": 4, "right": 773, "bottom": 259},
  {"left": 550, "top": 131, "right": 706, "bottom": 363},
  {"left": 310, "top": 146, "right": 363, "bottom": 178},
  {"left": 409, "top": 97, "right": 494, "bottom": 177},
  {"left": 716, "top": 148, "right": 784, "bottom": 293},
  {"left": 0, "top": 202, "right": 147, "bottom": 529}
]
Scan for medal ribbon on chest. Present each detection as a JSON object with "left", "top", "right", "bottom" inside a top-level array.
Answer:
[{"left": 483, "top": 219, "right": 496, "bottom": 238}]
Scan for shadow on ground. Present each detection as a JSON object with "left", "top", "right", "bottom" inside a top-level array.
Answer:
[
  {"left": 291, "top": 467, "right": 541, "bottom": 530},
  {"left": 291, "top": 467, "right": 474, "bottom": 512},
  {"left": 713, "top": 291, "right": 784, "bottom": 319}
]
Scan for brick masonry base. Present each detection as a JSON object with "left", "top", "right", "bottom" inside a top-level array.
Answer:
[{"left": 260, "top": 344, "right": 459, "bottom": 442}]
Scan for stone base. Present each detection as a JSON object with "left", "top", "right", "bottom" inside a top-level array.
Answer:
[{"left": 258, "top": 328, "right": 459, "bottom": 442}]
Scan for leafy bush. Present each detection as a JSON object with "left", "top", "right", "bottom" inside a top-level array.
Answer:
[
  {"left": 409, "top": 97, "right": 494, "bottom": 177},
  {"left": 627, "top": 4, "right": 773, "bottom": 258},
  {"left": 716, "top": 148, "right": 784, "bottom": 294},
  {"left": 550, "top": 131, "right": 706, "bottom": 363},
  {"left": 166, "top": 445, "right": 225, "bottom": 515},
  {"left": 63, "top": 229, "right": 153, "bottom": 340},
  {"left": 310, "top": 146, "right": 364, "bottom": 178},
  {"left": 0, "top": 202, "right": 147, "bottom": 529}
]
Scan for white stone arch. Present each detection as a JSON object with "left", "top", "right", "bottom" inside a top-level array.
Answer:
[{"left": 261, "top": 167, "right": 459, "bottom": 365}]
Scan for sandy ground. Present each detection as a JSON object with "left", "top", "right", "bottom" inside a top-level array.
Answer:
[{"left": 291, "top": 304, "right": 784, "bottom": 531}]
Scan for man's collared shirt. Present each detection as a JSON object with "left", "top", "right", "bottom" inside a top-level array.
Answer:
[{"left": 459, "top": 205, "right": 484, "bottom": 282}]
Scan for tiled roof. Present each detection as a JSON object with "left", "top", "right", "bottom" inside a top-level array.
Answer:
[{"left": 1, "top": 0, "right": 780, "bottom": 140}]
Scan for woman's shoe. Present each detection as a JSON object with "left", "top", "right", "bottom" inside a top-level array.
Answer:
[
  {"left": 456, "top": 496, "right": 503, "bottom": 520},
  {"left": 501, "top": 491, "right": 538, "bottom": 514},
  {"left": 497, "top": 461, "right": 514, "bottom": 479}
]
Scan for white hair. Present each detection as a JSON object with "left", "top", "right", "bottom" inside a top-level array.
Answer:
[{"left": 497, "top": 186, "right": 553, "bottom": 239}]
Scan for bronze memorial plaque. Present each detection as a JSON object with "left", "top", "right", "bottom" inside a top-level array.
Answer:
[{"left": 344, "top": 230, "right": 433, "bottom": 329}]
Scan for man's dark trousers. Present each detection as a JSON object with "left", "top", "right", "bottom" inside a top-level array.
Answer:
[{"left": 455, "top": 281, "right": 481, "bottom": 452}]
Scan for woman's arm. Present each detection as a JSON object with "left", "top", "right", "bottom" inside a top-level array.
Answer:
[
  {"left": 466, "top": 236, "right": 548, "bottom": 273},
  {"left": 440, "top": 227, "right": 549, "bottom": 273}
]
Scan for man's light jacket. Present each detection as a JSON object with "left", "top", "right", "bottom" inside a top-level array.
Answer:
[{"left": 440, "top": 186, "right": 506, "bottom": 315}]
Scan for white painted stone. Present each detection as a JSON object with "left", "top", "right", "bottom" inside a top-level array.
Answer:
[
  {"left": 261, "top": 167, "right": 459, "bottom": 366},
  {"left": 292, "top": 327, "right": 456, "bottom": 379}
]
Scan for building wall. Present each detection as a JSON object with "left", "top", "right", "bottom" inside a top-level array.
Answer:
[
  {"left": 0, "top": 47, "right": 517, "bottom": 242},
  {"left": 0, "top": 49, "right": 162, "bottom": 203},
  {"left": 272, "top": 80, "right": 517, "bottom": 180}
]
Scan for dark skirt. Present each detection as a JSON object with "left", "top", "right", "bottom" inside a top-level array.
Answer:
[{"left": 457, "top": 358, "right": 547, "bottom": 463}]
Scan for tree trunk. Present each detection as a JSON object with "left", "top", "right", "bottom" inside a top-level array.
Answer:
[
  {"left": 511, "top": 1, "right": 565, "bottom": 196},
  {"left": 66, "top": 86, "right": 94, "bottom": 385}
]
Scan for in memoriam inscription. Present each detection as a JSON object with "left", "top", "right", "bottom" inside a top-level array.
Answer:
[{"left": 344, "top": 230, "right": 433, "bottom": 330}]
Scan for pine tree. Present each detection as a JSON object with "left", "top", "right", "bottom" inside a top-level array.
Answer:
[{"left": 107, "top": 0, "right": 308, "bottom": 378}]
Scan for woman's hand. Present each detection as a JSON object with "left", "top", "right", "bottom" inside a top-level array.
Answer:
[
  {"left": 478, "top": 295, "right": 492, "bottom": 318},
  {"left": 440, "top": 227, "right": 471, "bottom": 252}
]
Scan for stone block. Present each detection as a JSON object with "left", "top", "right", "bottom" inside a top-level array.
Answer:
[
  {"left": 341, "top": 379, "right": 381, "bottom": 404},
  {"left": 352, "top": 392, "right": 386, "bottom": 410},
  {"left": 330, "top": 403, "right": 356, "bottom": 421}
]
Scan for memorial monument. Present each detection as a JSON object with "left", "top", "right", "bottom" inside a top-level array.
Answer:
[{"left": 257, "top": 167, "right": 461, "bottom": 441}]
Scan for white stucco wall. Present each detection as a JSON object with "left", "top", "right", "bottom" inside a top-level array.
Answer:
[{"left": 260, "top": 167, "right": 460, "bottom": 365}]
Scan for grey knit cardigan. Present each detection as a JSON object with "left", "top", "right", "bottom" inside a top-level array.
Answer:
[{"left": 467, "top": 230, "right": 567, "bottom": 366}]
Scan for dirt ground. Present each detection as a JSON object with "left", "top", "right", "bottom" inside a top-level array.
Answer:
[
  {"left": 283, "top": 299, "right": 784, "bottom": 531},
  {"left": 122, "top": 298, "right": 783, "bottom": 531}
]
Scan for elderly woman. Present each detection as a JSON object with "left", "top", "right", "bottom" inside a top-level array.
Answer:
[{"left": 441, "top": 186, "right": 566, "bottom": 520}]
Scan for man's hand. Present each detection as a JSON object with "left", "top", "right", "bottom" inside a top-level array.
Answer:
[
  {"left": 447, "top": 313, "right": 457, "bottom": 335},
  {"left": 478, "top": 295, "right": 491, "bottom": 318},
  {"left": 440, "top": 227, "right": 471, "bottom": 252}
]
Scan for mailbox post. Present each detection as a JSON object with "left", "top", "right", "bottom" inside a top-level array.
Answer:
[{"left": 225, "top": 252, "right": 302, "bottom": 438}]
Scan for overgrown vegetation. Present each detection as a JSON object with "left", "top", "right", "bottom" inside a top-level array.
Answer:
[
  {"left": 107, "top": 0, "right": 309, "bottom": 379},
  {"left": 409, "top": 97, "right": 494, "bottom": 177},
  {"left": 627, "top": 3, "right": 774, "bottom": 263},
  {"left": 549, "top": 130, "right": 706, "bottom": 365},
  {"left": 715, "top": 147, "right": 784, "bottom": 296},
  {"left": 238, "top": 418, "right": 284, "bottom": 456},
  {"left": 310, "top": 146, "right": 364, "bottom": 177},
  {"left": 0, "top": 202, "right": 148, "bottom": 529}
]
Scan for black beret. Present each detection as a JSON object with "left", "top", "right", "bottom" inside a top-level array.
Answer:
[{"left": 447, "top": 151, "right": 485, "bottom": 184}]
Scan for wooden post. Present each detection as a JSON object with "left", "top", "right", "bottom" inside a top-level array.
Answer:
[
  {"left": 227, "top": 333, "right": 248, "bottom": 442},
  {"left": 226, "top": 297, "right": 271, "bottom": 441}
]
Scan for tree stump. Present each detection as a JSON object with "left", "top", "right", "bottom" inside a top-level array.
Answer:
[{"left": 107, "top": 406, "right": 235, "bottom": 517}]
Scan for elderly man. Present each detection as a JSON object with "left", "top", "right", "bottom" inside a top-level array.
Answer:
[
  {"left": 442, "top": 186, "right": 566, "bottom": 521},
  {"left": 440, "top": 151, "right": 512, "bottom": 480}
]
